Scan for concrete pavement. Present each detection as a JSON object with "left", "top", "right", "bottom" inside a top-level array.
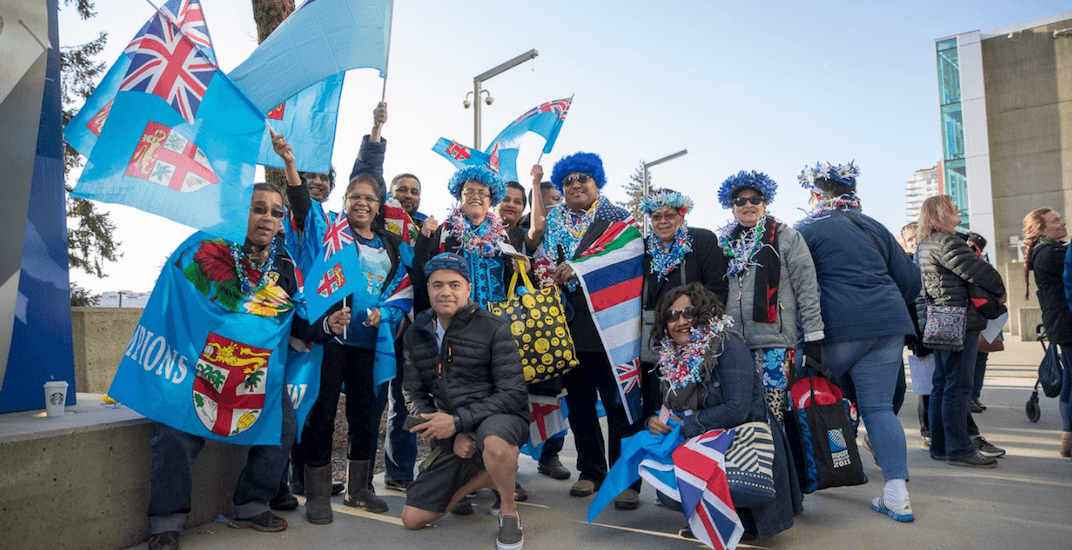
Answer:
[{"left": 125, "top": 338, "right": 1072, "bottom": 550}]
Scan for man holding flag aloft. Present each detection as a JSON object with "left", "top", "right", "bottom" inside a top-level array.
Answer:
[{"left": 531, "top": 153, "right": 645, "bottom": 507}]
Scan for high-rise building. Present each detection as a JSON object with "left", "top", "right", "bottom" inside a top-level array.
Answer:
[
  {"left": 905, "top": 163, "right": 942, "bottom": 223},
  {"left": 935, "top": 11, "right": 1072, "bottom": 337}
]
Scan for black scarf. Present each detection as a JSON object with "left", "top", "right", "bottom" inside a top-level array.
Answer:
[{"left": 732, "top": 215, "right": 780, "bottom": 323}]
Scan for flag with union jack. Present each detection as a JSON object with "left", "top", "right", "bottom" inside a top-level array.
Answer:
[
  {"left": 431, "top": 138, "right": 491, "bottom": 170},
  {"left": 485, "top": 96, "right": 573, "bottom": 156},
  {"left": 71, "top": 13, "right": 266, "bottom": 243},
  {"left": 65, "top": 0, "right": 216, "bottom": 158},
  {"left": 673, "top": 430, "right": 745, "bottom": 550},
  {"left": 323, "top": 210, "right": 355, "bottom": 260}
]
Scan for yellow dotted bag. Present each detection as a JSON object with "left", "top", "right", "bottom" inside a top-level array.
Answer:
[{"left": 488, "top": 270, "right": 579, "bottom": 384}]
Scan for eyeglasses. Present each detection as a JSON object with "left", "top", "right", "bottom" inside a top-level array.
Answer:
[
  {"left": 666, "top": 307, "right": 695, "bottom": 323},
  {"left": 251, "top": 205, "right": 285, "bottom": 219},
  {"left": 650, "top": 212, "right": 681, "bottom": 223},
  {"left": 731, "top": 195, "right": 765, "bottom": 207},
  {"left": 563, "top": 174, "right": 591, "bottom": 187},
  {"left": 462, "top": 188, "right": 490, "bottom": 199},
  {"left": 346, "top": 194, "right": 380, "bottom": 204}
]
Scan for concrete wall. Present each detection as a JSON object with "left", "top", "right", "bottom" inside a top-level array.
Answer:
[
  {"left": 0, "top": 398, "right": 247, "bottom": 550},
  {"left": 983, "top": 17, "right": 1072, "bottom": 335},
  {"left": 71, "top": 307, "right": 141, "bottom": 394}
]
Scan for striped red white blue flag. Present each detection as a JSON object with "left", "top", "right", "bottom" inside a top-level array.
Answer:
[{"left": 673, "top": 430, "right": 744, "bottom": 550}]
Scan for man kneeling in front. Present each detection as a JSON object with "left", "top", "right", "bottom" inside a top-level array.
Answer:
[{"left": 400, "top": 253, "right": 529, "bottom": 550}]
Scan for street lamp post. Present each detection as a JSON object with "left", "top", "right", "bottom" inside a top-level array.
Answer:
[
  {"left": 464, "top": 49, "right": 538, "bottom": 150},
  {"left": 641, "top": 149, "right": 688, "bottom": 234}
]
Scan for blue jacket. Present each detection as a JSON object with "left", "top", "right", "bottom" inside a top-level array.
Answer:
[{"left": 795, "top": 208, "right": 920, "bottom": 343}]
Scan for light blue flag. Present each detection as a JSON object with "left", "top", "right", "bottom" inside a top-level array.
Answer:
[
  {"left": 286, "top": 341, "right": 323, "bottom": 443},
  {"left": 259, "top": 73, "right": 345, "bottom": 173},
  {"left": 493, "top": 146, "right": 519, "bottom": 183},
  {"left": 588, "top": 420, "right": 684, "bottom": 523},
  {"left": 109, "top": 233, "right": 297, "bottom": 446},
  {"left": 229, "top": 0, "right": 393, "bottom": 114},
  {"left": 485, "top": 97, "right": 573, "bottom": 155},
  {"left": 304, "top": 242, "right": 376, "bottom": 322},
  {"left": 432, "top": 137, "right": 491, "bottom": 169},
  {"left": 71, "top": 76, "right": 266, "bottom": 243}
]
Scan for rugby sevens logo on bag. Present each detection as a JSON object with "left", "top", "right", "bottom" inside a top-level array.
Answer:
[
  {"left": 193, "top": 333, "right": 272, "bottom": 436},
  {"left": 828, "top": 428, "right": 852, "bottom": 468}
]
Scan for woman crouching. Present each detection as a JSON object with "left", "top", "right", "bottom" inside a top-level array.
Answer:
[{"left": 646, "top": 282, "right": 802, "bottom": 542}]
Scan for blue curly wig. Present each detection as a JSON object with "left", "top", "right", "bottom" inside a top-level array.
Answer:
[
  {"left": 551, "top": 152, "right": 607, "bottom": 192},
  {"left": 717, "top": 170, "right": 778, "bottom": 209},
  {"left": 447, "top": 165, "right": 506, "bottom": 206}
]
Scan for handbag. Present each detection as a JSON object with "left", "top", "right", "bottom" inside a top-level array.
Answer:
[
  {"left": 969, "top": 284, "right": 1006, "bottom": 320},
  {"left": 723, "top": 421, "right": 777, "bottom": 508},
  {"left": 488, "top": 271, "right": 579, "bottom": 384},
  {"left": 923, "top": 304, "right": 967, "bottom": 351},
  {"left": 1038, "top": 335, "right": 1063, "bottom": 399},
  {"left": 978, "top": 332, "right": 1004, "bottom": 353},
  {"left": 786, "top": 375, "right": 868, "bottom": 494}
]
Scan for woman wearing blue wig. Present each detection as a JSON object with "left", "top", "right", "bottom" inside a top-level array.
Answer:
[{"left": 413, "top": 165, "right": 514, "bottom": 310}]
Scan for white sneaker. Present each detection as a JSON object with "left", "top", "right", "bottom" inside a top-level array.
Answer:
[{"left": 871, "top": 496, "right": 914, "bottom": 522}]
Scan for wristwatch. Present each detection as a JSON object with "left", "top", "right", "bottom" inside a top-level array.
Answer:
[{"left": 452, "top": 415, "right": 462, "bottom": 433}]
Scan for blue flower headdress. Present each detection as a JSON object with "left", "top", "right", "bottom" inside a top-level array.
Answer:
[
  {"left": 717, "top": 170, "right": 778, "bottom": 209},
  {"left": 640, "top": 190, "right": 694, "bottom": 216},
  {"left": 551, "top": 152, "right": 606, "bottom": 192},
  {"left": 797, "top": 161, "right": 860, "bottom": 194},
  {"left": 447, "top": 165, "right": 506, "bottom": 206}
]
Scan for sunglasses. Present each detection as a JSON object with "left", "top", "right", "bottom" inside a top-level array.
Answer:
[
  {"left": 251, "top": 205, "right": 285, "bottom": 219},
  {"left": 563, "top": 174, "right": 592, "bottom": 187},
  {"left": 731, "top": 195, "right": 765, "bottom": 207},
  {"left": 666, "top": 307, "right": 695, "bottom": 323}
]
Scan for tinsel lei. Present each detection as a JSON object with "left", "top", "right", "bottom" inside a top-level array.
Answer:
[
  {"left": 535, "top": 196, "right": 606, "bottom": 290},
  {"left": 647, "top": 226, "right": 692, "bottom": 281},
  {"left": 716, "top": 217, "right": 767, "bottom": 277},
  {"left": 658, "top": 315, "right": 734, "bottom": 390},
  {"left": 810, "top": 194, "right": 862, "bottom": 214},
  {"left": 444, "top": 207, "right": 508, "bottom": 258}
]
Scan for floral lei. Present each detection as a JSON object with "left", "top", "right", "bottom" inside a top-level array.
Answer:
[
  {"left": 716, "top": 217, "right": 767, "bottom": 277},
  {"left": 658, "top": 315, "right": 734, "bottom": 390},
  {"left": 444, "top": 207, "right": 507, "bottom": 258},
  {"left": 229, "top": 239, "right": 277, "bottom": 295},
  {"left": 647, "top": 225, "right": 692, "bottom": 281}
]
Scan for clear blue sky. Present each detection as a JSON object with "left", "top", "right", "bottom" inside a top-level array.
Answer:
[{"left": 60, "top": 0, "right": 1072, "bottom": 293}]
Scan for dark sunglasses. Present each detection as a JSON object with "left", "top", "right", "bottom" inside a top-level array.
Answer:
[
  {"left": 251, "top": 205, "right": 285, "bottom": 219},
  {"left": 666, "top": 307, "right": 695, "bottom": 323},
  {"left": 731, "top": 195, "right": 765, "bottom": 207},
  {"left": 563, "top": 174, "right": 591, "bottom": 186}
]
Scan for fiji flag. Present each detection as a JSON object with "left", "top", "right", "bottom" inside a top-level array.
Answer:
[
  {"left": 304, "top": 241, "right": 375, "bottom": 322},
  {"left": 432, "top": 138, "right": 491, "bottom": 170},
  {"left": 488, "top": 143, "right": 519, "bottom": 183},
  {"left": 258, "top": 73, "right": 345, "bottom": 174},
  {"left": 108, "top": 233, "right": 296, "bottom": 446},
  {"left": 65, "top": 0, "right": 215, "bottom": 158},
  {"left": 71, "top": 12, "right": 266, "bottom": 244},
  {"left": 485, "top": 96, "right": 572, "bottom": 155}
]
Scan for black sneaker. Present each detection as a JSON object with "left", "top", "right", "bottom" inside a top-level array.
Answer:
[
  {"left": 496, "top": 513, "right": 523, "bottom": 550},
  {"left": 969, "top": 400, "right": 984, "bottom": 414},
  {"left": 973, "top": 398, "right": 987, "bottom": 411},
  {"left": 384, "top": 478, "right": 410, "bottom": 493},
  {"left": 227, "top": 511, "right": 288, "bottom": 532},
  {"left": 947, "top": 451, "right": 997, "bottom": 468},
  {"left": 451, "top": 496, "right": 474, "bottom": 516},
  {"left": 148, "top": 531, "right": 180, "bottom": 550},
  {"left": 537, "top": 457, "right": 571, "bottom": 480},
  {"left": 972, "top": 436, "right": 1006, "bottom": 458}
]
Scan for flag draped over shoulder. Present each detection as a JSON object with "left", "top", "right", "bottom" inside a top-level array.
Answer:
[
  {"left": 569, "top": 220, "right": 644, "bottom": 423},
  {"left": 71, "top": 12, "right": 266, "bottom": 243},
  {"left": 258, "top": 73, "right": 345, "bottom": 173},
  {"left": 65, "top": 0, "right": 215, "bottom": 159},
  {"left": 229, "top": 0, "right": 393, "bottom": 114},
  {"left": 109, "top": 233, "right": 297, "bottom": 446}
]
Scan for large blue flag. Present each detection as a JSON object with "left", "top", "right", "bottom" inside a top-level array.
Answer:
[
  {"left": 486, "top": 97, "right": 572, "bottom": 155},
  {"left": 259, "top": 73, "right": 345, "bottom": 173},
  {"left": 71, "top": 13, "right": 266, "bottom": 244},
  {"left": 109, "top": 233, "right": 298, "bottom": 446},
  {"left": 229, "top": 0, "right": 392, "bottom": 114},
  {"left": 431, "top": 137, "right": 491, "bottom": 170},
  {"left": 65, "top": 0, "right": 216, "bottom": 158}
]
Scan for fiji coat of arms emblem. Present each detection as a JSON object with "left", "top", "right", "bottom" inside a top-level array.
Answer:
[{"left": 192, "top": 332, "right": 273, "bottom": 436}]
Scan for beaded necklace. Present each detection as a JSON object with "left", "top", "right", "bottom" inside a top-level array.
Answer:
[
  {"left": 647, "top": 226, "right": 692, "bottom": 281},
  {"left": 716, "top": 217, "right": 767, "bottom": 277},
  {"left": 444, "top": 207, "right": 507, "bottom": 258},
  {"left": 657, "top": 315, "right": 734, "bottom": 390},
  {"left": 229, "top": 239, "right": 277, "bottom": 296}
]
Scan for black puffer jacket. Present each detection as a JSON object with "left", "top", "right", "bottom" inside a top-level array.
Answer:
[
  {"left": 1028, "top": 238, "right": 1072, "bottom": 345},
  {"left": 401, "top": 304, "right": 528, "bottom": 435},
  {"left": 916, "top": 232, "right": 1006, "bottom": 333}
]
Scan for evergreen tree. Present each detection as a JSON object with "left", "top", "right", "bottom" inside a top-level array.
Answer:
[
  {"left": 61, "top": 0, "right": 120, "bottom": 305},
  {"left": 616, "top": 161, "right": 664, "bottom": 223},
  {"left": 251, "top": 0, "right": 296, "bottom": 191}
]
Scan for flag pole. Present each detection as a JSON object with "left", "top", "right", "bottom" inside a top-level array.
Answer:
[
  {"left": 380, "top": 0, "right": 395, "bottom": 103},
  {"left": 342, "top": 295, "right": 348, "bottom": 339}
]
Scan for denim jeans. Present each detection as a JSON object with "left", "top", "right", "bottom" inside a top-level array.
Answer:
[
  {"left": 972, "top": 352, "right": 988, "bottom": 400},
  {"left": 1059, "top": 345, "right": 1072, "bottom": 432},
  {"left": 149, "top": 392, "right": 296, "bottom": 534},
  {"left": 931, "top": 332, "right": 980, "bottom": 460},
  {"left": 821, "top": 334, "right": 909, "bottom": 482}
]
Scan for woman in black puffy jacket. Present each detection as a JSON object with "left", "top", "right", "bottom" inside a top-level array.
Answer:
[
  {"left": 1022, "top": 207, "right": 1072, "bottom": 457},
  {"left": 915, "top": 195, "right": 1006, "bottom": 468}
]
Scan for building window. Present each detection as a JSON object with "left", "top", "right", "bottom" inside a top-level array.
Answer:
[{"left": 935, "top": 38, "right": 969, "bottom": 227}]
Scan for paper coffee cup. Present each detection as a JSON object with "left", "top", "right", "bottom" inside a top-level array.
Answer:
[{"left": 44, "top": 381, "right": 68, "bottom": 417}]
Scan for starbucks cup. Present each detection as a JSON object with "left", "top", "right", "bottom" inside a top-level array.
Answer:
[{"left": 44, "top": 381, "right": 68, "bottom": 417}]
